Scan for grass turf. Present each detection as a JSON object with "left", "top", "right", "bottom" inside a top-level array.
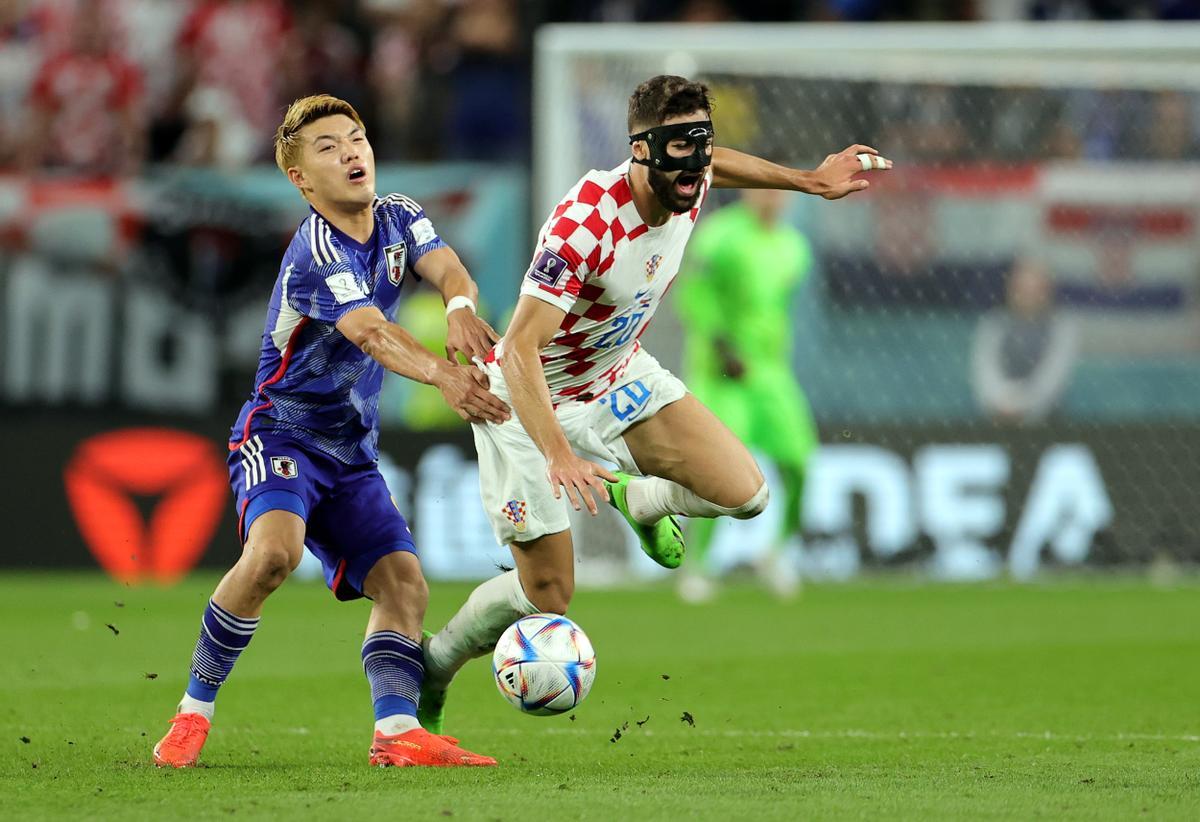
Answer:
[{"left": 1, "top": 573, "right": 1197, "bottom": 820}]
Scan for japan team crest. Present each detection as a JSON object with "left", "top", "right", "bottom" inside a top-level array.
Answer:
[
  {"left": 502, "top": 499, "right": 528, "bottom": 533},
  {"left": 270, "top": 456, "right": 298, "bottom": 479},
  {"left": 645, "top": 254, "right": 663, "bottom": 281},
  {"left": 384, "top": 242, "right": 407, "bottom": 286}
]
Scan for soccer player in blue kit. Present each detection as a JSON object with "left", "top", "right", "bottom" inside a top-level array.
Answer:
[{"left": 153, "top": 95, "right": 509, "bottom": 769}]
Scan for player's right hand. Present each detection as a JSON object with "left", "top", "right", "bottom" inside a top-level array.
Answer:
[
  {"left": 811, "top": 144, "right": 892, "bottom": 199},
  {"left": 434, "top": 364, "right": 510, "bottom": 425},
  {"left": 545, "top": 450, "right": 618, "bottom": 516},
  {"left": 446, "top": 309, "right": 501, "bottom": 364}
]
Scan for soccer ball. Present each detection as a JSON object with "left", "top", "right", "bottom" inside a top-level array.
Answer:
[{"left": 492, "top": 614, "right": 596, "bottom": 715}]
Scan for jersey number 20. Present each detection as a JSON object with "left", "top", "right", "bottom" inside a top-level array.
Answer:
[{"left": 595, "top": 311, "right": 645, "bottom": 350}]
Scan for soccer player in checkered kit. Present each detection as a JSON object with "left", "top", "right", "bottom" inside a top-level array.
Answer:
[
  {"left": 153, "top": 95, "right": 508, "bottom": 768},
  {"left": 420, "top": 76, "right": 890, "bottom": 730}
]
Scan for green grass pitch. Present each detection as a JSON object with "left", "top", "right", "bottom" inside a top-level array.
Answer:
[{"left": 1, "top": 573, "right": 1197, "bottom": 820}]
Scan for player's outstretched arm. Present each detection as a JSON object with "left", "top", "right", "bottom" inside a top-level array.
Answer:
[
  {"left": 413, "top": 246, "right": 501, "bottom": 363},
  {"left": 711, "top": 145, "right": 892, "bottom": 199},
  {"left": 501, "top": 295, "right": 617, "bottom": 515},
  {"left": 337, "top": 306, "right": 509, "bottom": 424}
]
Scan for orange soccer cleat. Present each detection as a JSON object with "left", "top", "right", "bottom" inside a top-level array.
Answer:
[
  {"left": 153, "top": 712, "right": 211, "bottom": 768},
  {"left": 369, "top": 727, "right": 497, "bottom": 767}
]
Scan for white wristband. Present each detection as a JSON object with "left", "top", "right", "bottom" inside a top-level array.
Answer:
[{"left": 445, "top": 295, "right": 476, "bottom": 317}]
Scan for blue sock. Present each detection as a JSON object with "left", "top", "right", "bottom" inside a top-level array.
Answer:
[
  {"left": 362, "top": 631, "right": 424, "bottom": 723},
  {"left": 185, "top": 599, "right": 260, "bottom": 702}
]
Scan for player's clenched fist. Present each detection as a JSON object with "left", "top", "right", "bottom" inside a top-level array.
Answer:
[
  {"left": 811, "top": 144, "right": 892, "bottom": 200},
  {"left": 434, "top": 363, "right": 510, "bottom": 424},
  {"left": 545, "top": 449, "right": 617, "bottom": 516}
]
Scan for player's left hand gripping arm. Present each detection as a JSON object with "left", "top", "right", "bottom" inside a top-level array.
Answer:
[
  {"left": 711, "top": 145, "right": 892, "bottom": 200},
  {"left": 413, "top": 246, "right": 502, "bottom": 363},
  {"left": 337, "top": 306, "right": 510, "bottom": 425}
]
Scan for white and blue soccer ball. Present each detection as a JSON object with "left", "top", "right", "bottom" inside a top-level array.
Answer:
[{"left": 492, "top": 614, "right": 596, "bottom": 715}]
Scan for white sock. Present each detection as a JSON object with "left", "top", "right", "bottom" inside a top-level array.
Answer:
[
  {"left": 178, "top": 693, "right": 215, "bottom": 720},
  {"left": 625, "top": 476, "right": 734, "bottom": 524},
  {"left": 425, "top": 570, "right": 538, "bottom": 690},
  {"left": 374, "top": 714, "right": 421, "bottom": 736}
]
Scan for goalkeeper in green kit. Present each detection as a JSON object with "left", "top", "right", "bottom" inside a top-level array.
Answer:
[{"left": 675, "top": 187, "right": 817, "bottom": 602}]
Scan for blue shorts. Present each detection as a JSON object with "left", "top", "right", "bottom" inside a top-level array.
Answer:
[{"left": 228, "top": 431, "right": 416, "bottom": 601}]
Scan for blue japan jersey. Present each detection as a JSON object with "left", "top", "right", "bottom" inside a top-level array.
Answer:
[{"left": 230, "top": 194, "right": 446, "bottom": 465}]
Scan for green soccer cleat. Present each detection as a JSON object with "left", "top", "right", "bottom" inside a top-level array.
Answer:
[
  {"left": 604, "top": 471, "right": 686, "bottom": 569},
  {"left": 418, "top": 630, "right": 447, "bottom": 735}
]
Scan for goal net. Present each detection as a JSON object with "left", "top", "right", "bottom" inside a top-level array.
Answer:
[{"left": 534, "top": 23, "right": 1200, "bottom": 581}]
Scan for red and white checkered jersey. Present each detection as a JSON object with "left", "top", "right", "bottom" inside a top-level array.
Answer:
[{"left": 496, "top": 160, "right": 712, "bottom": 404}]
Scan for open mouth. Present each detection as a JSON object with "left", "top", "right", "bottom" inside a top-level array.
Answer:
[
  {"left": 674, "top": 172, "right": 701, "bottom": 197},
  {"left": 347, "top": 166, "right": 367, "bottom": 183}
]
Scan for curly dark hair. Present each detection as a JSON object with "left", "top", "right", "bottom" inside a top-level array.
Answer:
[{"left": 626, "top": 75, "right": 713, "bottom": 133}]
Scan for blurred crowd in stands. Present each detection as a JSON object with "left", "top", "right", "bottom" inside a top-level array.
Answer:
[{"left": 0, "top": 0, "right": 1197, "bottom": 178}]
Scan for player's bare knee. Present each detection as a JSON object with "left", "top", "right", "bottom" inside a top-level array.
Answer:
[
  {"left": 244, "top": 538, "right": 299, "bottom": 592},
  {"left": 729, "top": 480, "right": 770, "bottom": 520}
]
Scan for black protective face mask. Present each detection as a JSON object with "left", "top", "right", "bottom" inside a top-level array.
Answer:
[{"left": 629, "top": 120, "right": 714, "bottom": 172}]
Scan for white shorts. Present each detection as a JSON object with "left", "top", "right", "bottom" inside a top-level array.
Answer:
[{"left": 472, "top": 347, "right": 687, "bottom": 545}]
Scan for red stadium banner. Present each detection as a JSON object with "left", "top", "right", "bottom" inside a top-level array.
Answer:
[{"left": 63, "top": 428, "right": 228, "bottom": 584}]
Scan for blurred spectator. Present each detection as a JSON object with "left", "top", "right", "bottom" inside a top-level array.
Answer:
[
  {"left": 878, "top": 84, "right": 968, "bottom": 162},
  {"left": 818, "top": 0, "right": 978, "bottom": 21},
  {"left": 290, "top": 1, "right": 370, "bottom": 114},
  {"left": 25, "top": 0, "right": 144, "bottom": 175},
  {"left": 438, "top": 0, "right": 528, "bottom": 162},
  {"left": 1029, "top": 0, "right": 1200, "bottom": 18},
  {"left": 170, "top": 0, "right": 295, "bottom": 168},
  {"left": 675, "top": 0, "right": 737, "bottom": 21},
  {"left": 1141, "top": 90, "right": 1199, "bottom": 160},
  {"left": 1156, "top": 0, "right": 1200, "bottom": 19},
  {"left": 0, "top": 0, "right": 67, "bottom": 166},
  {"left": 971, "top": 259, "right": 1079, "bottom": 425},
  {"left": 365, "top": 0, "right": 445, "bottom": 160},
  {"left": 988, "top": 85, "right": 1069, "bottom": 162},
  {"left": 1057, "top": 89, "right": 1140, "bottom": 161}
]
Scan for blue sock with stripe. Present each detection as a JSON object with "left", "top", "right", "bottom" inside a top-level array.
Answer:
[
  {"left": 362, "top": 631, "right": 424, "bottom": 735},
  {"left": 181, "top": 599, "right": 259, "bottom": 715}
]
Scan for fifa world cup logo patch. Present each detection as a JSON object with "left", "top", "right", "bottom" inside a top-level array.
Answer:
[
  {"left": 502, "top": 499, "right": 528, "bottom": 533},
  {"left": 645, "top": 254, "right": 663, "bottom": 281}
]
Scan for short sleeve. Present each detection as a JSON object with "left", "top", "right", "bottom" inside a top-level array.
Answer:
[
  {"left": 402, "top": 208, "right": 446, "bottom": 266},
  {"left": 379, "top": 194, "right": 446, "bottom": 269},
  {"left": 285, "top": 261, "right": 372, "bottom": 323},
  {"left": 284, "top": 223, "right": 372, "bottom": 323},
  {"left": 519, "top": 201, "right": 604, "bottom": 313}
]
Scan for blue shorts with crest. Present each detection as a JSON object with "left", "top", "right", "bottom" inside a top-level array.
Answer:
[{"left": 228, "top": 430, "right": 416, "bottom": 601}]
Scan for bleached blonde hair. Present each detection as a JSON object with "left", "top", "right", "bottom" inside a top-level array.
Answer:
[{"left": 273, "top": 94, "right": 364, "bottom": 174}]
